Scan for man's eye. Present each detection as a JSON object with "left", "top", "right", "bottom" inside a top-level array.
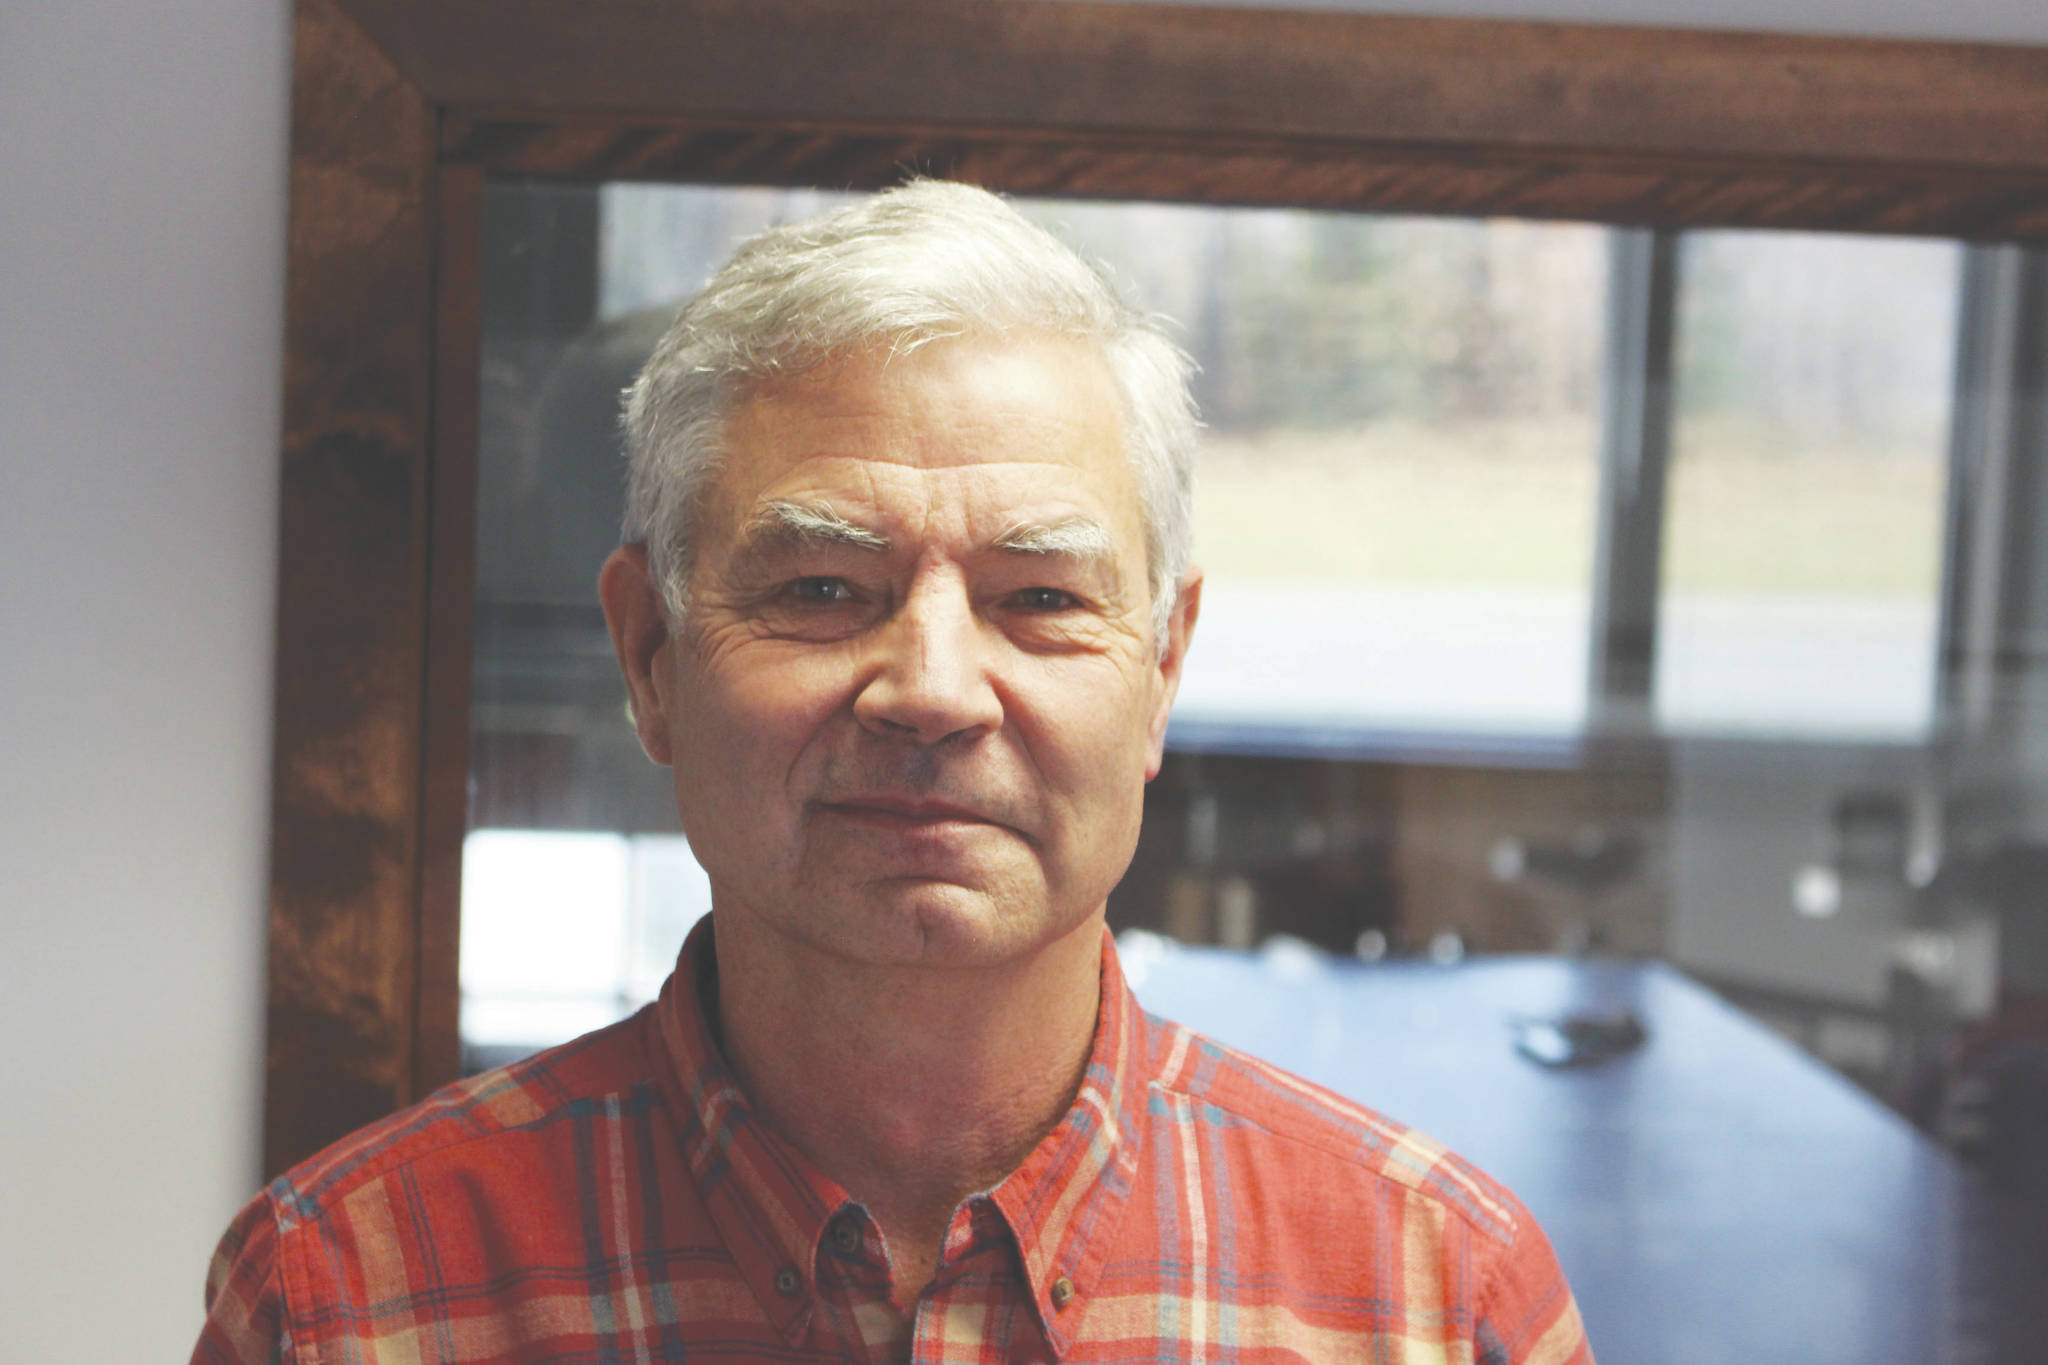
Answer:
[
  {"left": 1011, "top": 587, "right": 1080, "bottom": 612},
  {"left": 780, "top": 577, "right": 857, "bottom": 605}
]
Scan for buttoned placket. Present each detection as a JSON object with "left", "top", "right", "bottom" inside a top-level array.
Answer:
[{"left": 656, "top": 922, "right": 1146, "bottom": 1363}]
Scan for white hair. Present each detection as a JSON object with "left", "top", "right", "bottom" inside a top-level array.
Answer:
[{"left": 620, "top": 180, "right": 1198, "bottom": 640}]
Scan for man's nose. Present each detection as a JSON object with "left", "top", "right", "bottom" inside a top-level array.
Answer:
[{"left": 852, "top": 574, "right": 1003, "bottom": 745}]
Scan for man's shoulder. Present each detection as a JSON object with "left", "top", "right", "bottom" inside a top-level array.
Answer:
[
  {"left": 192, "top": 1008, "right": 691, "bottom": 1362},
  {"left": 1137, "top": 1007, "right": 1528, "bottom": 1248},
  {"left": 270, "top": 1006, "right": 665, "bottom": 1227}
]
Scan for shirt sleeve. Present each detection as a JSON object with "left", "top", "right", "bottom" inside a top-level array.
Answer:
[
  {"left": 1473, "top": 1208, "right": 1595, "bottom": 1365},
  {"left": 189, "top": 1190, "right": 292, "bottom": 1365}
]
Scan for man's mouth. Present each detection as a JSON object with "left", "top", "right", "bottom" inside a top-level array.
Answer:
[{"left": 820, "top": 795, "right": 1000, "bottom": 826}]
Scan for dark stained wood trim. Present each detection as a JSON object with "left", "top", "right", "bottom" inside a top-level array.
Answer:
[
  {"left": 413, "top": 164, "right": 484, "bottom": 1099},
  {"left": 347, "top": 0, "right": 2048, "bottom": 175},
  {"left": 442, "top": 118, "right": 2048, "bottom": 242},
  {"left": 264, "top": 0, "right": 439, "bottom": 1177}
]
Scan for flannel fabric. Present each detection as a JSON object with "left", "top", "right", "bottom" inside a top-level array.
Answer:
[{"left": 194, "top": 920, "right": 1592, "bottom": 1364}]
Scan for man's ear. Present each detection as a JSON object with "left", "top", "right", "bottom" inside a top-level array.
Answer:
[
  {"left": 598, "top": 544, "right": 678, "bottom": 767},
  {"left": 1144, "top": 569, "right": 1202, "bottom": 781}
]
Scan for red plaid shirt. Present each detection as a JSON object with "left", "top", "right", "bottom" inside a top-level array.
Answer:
[{"left": 195, "top": 922, "right": 1591, "bottom": 1363}]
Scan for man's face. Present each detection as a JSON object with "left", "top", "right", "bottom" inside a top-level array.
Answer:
[{"left": 603, "top": 334, "right": 1197, "bottom": 972}]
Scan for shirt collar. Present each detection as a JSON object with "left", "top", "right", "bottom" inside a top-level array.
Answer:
[
  {"left": 651, "top": 915, "right": 843, "bottom": 1345},
  {"left": 651, "top": 915, "right": 1155, "bottom": 1356},
  {"left": 986, "top": 928, "right": 1152, "bottom": 1356}
]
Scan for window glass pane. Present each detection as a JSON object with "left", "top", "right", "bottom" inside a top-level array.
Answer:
[
  {"left": 459, "top": 830, "right": 711, "bottom": 1068},
  {"left": 1045, "top": 205, "right": 1607, "bottom": 749},
  {"left": 1658, "top": 231, "right": 1963, "bottom": 740}
]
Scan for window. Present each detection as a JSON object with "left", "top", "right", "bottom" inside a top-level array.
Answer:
[
  {"left": 459, "top": 830, "right": 709, "bottom": 1069},
  {"left": 1658, "top": 231, "right": 1962, "bottom": 739}
]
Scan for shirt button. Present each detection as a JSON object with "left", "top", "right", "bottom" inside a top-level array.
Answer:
[
  {"left": 774, "top": 1267, "right": 802, "bottom": 1296},
  {"left": 831, "top": 1218, "right": 861, "bottom": 1255},
  {"left": 1050, "top": 1276, "right": 1075, "bottom": 1310}
]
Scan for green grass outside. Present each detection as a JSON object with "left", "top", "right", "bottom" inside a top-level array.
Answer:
[{"left": 1193, "top": 416, "right": 1945, "bottom": 596}]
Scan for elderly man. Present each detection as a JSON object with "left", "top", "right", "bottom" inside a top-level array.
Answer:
[{"left": 195, "top": 181, "right": 1591, "bottom": 1364}]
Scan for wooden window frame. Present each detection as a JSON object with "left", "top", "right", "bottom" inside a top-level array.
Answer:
[{"left": 266, "top": 0, "right": 2048, "bottom": 1174}]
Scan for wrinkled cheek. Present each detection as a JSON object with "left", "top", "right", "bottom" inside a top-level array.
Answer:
[
  {"left": 677, "top": 691, "right": 839, "bottom": 862},
  {"left": 1044, "top": 779, "right": 1150, "bottom": 907},
  {"left": 1106, "top": 789, "right": 1148, "bottom": 883},
  {"left": 667, "top": 733, "right": 766, "bottom": 870}
]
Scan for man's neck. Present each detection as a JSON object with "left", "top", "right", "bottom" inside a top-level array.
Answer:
[{"left": 707, "top": 911, "right": 1105, "bottom": 1308}]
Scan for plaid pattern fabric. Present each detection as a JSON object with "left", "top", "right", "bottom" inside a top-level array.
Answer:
[{"left": 194, "top": 921, "right": 1592, "bottom": 1364}]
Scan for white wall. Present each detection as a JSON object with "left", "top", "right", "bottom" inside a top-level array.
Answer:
[
  {"left": 1, "top": 0, "right": 2044, "bottom": 1360},
  {"left": 0, "top": 2, "right": 288, "bottom": 1360}
]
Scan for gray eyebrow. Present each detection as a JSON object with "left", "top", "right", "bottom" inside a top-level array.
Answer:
[
  {"left": 990, "top": 516, "right": 1116, "bottom": 563},
  {"left": 739, "top": 504, "right": 1113, "bottom": 568},
  {"left": 746, "top": 500, "right": 891, "bottom": 553}
]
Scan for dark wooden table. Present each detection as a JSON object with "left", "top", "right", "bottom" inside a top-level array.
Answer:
[{"left": 1121, "top": 936, "right": 2045, "bottom": 1365}]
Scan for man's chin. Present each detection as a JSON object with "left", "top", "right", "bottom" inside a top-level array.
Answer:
[{"left": 808, "top": 878, "right": 1071, "bottom": 970}]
